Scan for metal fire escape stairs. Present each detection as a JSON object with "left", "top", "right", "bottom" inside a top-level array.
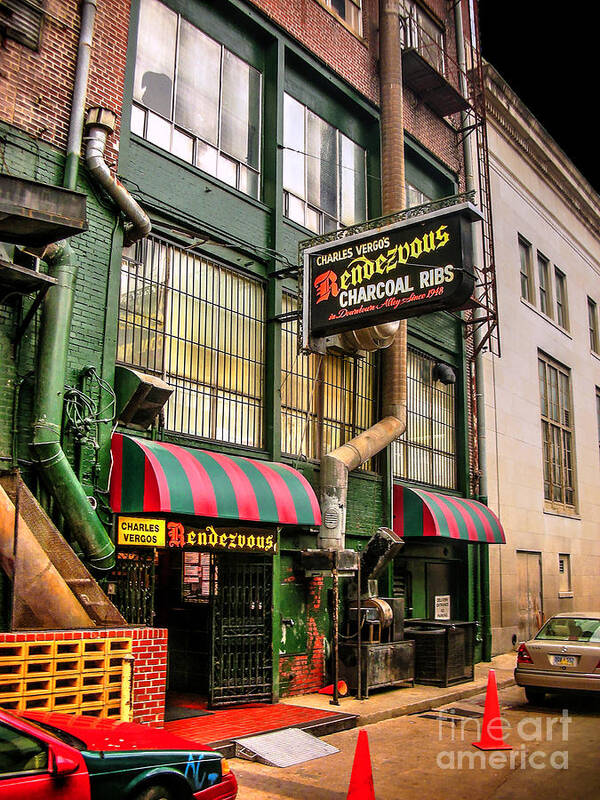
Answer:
[{"left": 0, "top": 473, "right": 125, "bottom": 628}]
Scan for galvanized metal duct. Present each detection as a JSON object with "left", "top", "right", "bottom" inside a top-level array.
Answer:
[
  {"left": 318, "top": 0, "right": 408, "bottom": 549},
  {"left": 85, "top": 107, "right": 151, "bottom": 246}
]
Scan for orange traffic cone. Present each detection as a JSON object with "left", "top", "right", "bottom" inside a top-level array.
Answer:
[
  {"left": 318, "top": 680, "right": 348, "bottom": 696},
  {"left": 347, "top": 729, "right": 375, "bottom": 800},
  {"left": 472, "top": 669, "right": 511, "bottom": 751}
]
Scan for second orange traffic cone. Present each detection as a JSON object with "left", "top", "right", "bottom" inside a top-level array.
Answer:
[
  {"left": 472, "top": 669, "right": 511, "bottom": 750},
  {"left": 318, "top": 680, "right": 348, "bottom": 696},
  {"left": 347, "top": 729, "right": 375, "bottom": 800}
]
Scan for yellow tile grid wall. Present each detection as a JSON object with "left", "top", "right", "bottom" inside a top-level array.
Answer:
[{"left": 0, "top": 637, "right": 132, "bottom": 719}]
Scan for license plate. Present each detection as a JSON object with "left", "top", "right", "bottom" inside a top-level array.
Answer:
[{"left": 551, "top": 655, "right": 576, "bottom": 667}]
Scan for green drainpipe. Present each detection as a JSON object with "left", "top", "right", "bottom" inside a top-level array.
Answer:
[
  {"left": 29, "top": 0, "right": 114, "bottom": 570},
  {"left": 31, "top": 242, "right": 115, "bottom": 570}
]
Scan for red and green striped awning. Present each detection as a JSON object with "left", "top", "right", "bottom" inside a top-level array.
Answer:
[
  {"left": 110, "top": 434, "right": 321, "bottom": 527},
  {"left": 393, "top": 484, "right": 505, "bottom": 544}
]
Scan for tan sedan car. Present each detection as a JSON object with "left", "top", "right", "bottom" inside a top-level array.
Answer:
[{"left": 515, "top": 612, "right": 600, "bottom": 703}]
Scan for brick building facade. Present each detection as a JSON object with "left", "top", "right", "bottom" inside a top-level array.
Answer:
[{"left": 1, "top": 0, "right": 497, "bottom": 718}]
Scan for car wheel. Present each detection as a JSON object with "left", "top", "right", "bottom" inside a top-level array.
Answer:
[
  {"left": 524, "top": 687, "right": 546, "bottom": 704},
  {"left": 133, "top": 785, "right": 179, "bottom": 800}
]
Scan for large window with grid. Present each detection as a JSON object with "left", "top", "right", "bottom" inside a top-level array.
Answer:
[
  {"left": 283, "top": 94, "right": 367, "bottom": 234},
  {"left": 117, "top": 236, "right": 265, "bottom": 448},
  {"left": 538, "top": 353, "right": 576, "bottom": 513},
  {"left": 131, "top": 0, "right": 261, "bottom": 198},
  {"left": 280, "top": 293, "right": 376, "bottom": 470},
  {"left": 392, "top": 348, "right": 456, "bottom": 490}
]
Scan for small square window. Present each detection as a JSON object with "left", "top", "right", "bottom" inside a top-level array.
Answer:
[{"left": 558, "top": 554, "right": 571, "bottom": 595}]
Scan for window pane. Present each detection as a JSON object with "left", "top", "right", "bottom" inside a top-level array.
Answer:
[
  {"left": 340, "top": 134, "right": 366, "bottom": 225},
  {"left": 239, "top": 165, "right": 259, "bottom": 199},
  {"left": 196, "top": 141, "right": 218, "bottom": 176},
  {"left": 134, "top": 0, "right": 176, "bottom": 118},
  {"left": 131, "top": 104, "right": 146, "bottom": 136},
  {"left": 286, "top": 193, "right": 305, "bottom": 227},
  {"left": 221, "top": 50, "right": 261, "bottom": 168},
  {"left": 146, "top": 112, "right": 172, "bottom": 150},
  {"left": 306, "top": 110, "right": 338, "bottom": 218},
  {"left": 172, "top": 128, "right": 194, "bottom": 162},
  {"left": 175, "top": 20, "right": 220, "bottom": 144},
  {"left": 217, "top": 153, "right": 238, "bottom": 187},
  {"left": 283, "top": 95, "right": 305, "bottom": 198}
]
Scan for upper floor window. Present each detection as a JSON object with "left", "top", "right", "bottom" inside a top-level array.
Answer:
[
  {"left": 118, "top": 236, "right": 265, "bottom": 448},
  {"left": 518, "top": 236, "right": 533, "bottom": 303},
  {"left": 320, "top": 0, "right": 362, "bottom": 35},
  {"left": 1, "top": 0, "right": 43, "bottom": 50},
  {"left": 399, "top": 0, "right": 445, "bottom": 75},
  {"left": 132, "top": 0, "right": 261, "bottom": 198},
  {"left": 538, "top": 353, "right": 576, "bottom": 513},
  {"left": 588, "top": 297, "right": 599, "bottom": 353},
  {"left": 405, "top": 181, "right": 432, "bottom": 209},
  {"left": 280, "top": 293, "right": 376, "bottom": 470},
  {"left": 537, "top": 252, "right": 552, "bottom": 317},
  {"left": 392, "top": 347, "right": 457, "bottom": 490},
  {"left": 283, "top": 94, "right": 367, "bottom": 234},
  {"left": 554, "top": 268, "right": 568, "bottom": 330}
]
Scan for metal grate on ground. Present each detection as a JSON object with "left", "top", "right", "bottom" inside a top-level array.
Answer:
[{"left": 234, "top": 728, "right": 339, "bottom": 767}]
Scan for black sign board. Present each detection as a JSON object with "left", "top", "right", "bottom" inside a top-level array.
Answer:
[{"left": 302, "top": 203, "right": 482, "bottom": 346}]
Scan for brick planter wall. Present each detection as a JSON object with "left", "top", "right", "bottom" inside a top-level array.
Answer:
[{"left": 0, "top": 627, "right": 167, "bottom": 726}]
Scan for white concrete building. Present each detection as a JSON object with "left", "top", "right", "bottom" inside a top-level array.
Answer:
[{"left": 482, "top": 65, "right": 600, "bottom": 654}]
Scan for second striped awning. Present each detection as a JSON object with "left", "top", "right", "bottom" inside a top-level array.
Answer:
[
  {"left": 393, "top": 484, "right": 506, "bottom": 544},
  {"left": 110, "top": 434, "right": 321, "bottom": 527}
]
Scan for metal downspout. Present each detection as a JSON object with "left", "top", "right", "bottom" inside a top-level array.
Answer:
[
  {"left": 454, "top": 0, "right": 492, "bottom": 659},
  {"left": 318, "top": 0, "right": 407, "bottom": 550},
  {"left": 84, "top": 107, "right": 151, "bottom": 245},
  {"left": 31, "top": 0, "right": 115, "bottom": 569}
]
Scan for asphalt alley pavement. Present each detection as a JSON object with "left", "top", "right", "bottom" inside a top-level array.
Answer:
[{"left": 232, "top": 684, "right": 600, "bottom": 799}]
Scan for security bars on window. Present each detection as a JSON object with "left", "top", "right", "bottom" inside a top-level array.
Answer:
[
  {"left": 392, "top": 347, "right": 457, "bottom": 490},
  {"left": 280, "top": 292, "right": 376, "bottom": 470},
  {"left": 117, "top": 236, "right": 265, "bottom": 449}
]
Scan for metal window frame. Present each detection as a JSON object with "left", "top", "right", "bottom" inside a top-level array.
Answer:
[
  {"left": 117, "top": 234, "right": 267, "bottom": 449},
  {"left": 132, "top": 0, "right": 262, "bottom": 197},
  {"left": 279, "top": 290, "right": 377, "bottom": 470},
  {"left": 392, "top": 346, "right": 458, "bottom": 491},
  {"left": 538, "top": 353, "right": 577, "bottom": 513}
]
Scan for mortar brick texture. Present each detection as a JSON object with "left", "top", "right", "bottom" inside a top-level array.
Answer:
[{"left": 0, "top": 0, "right": 130, "bottom": 167}]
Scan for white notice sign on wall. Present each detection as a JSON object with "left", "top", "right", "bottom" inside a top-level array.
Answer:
[{"left": 434, "top": 595, "right": 451, "bottom": 620}]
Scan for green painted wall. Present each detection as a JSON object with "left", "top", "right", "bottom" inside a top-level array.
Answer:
[{"left": 0, "top": 124, "right": 121, "bottom": 526}]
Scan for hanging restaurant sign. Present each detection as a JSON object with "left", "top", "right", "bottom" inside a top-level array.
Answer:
[
  {"left": 117, "top": 516, "right": 277, "bottom": 554},
  {"left": 302, "top": 202, "right": 482, "bottom": 348}
]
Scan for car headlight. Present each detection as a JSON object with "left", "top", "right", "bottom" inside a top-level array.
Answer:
[{"left": 221, "top": 758, "right": 231, "bottom": 775}]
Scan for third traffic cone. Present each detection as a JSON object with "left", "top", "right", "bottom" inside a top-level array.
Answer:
[
  {"left": 472, "top": 669, "right": 511, "bottom": 751},
  {"left": 347, "top": 729, "right": 375, "bottom": 800},
  {"left": 318, "top": 680, "right": 348, "bottom": 696}
]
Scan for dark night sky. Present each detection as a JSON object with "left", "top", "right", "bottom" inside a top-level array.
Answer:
[{"left": 478, "top": 2, "right": 599, "bottom": 194}]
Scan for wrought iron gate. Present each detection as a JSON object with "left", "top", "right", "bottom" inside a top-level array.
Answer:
[{"left": 209, "top": 553, "right": 273, "bottom": 707}]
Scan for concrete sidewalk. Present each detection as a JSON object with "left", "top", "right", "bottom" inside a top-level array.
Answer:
[{"left": 281, "top": 651, "right": 517, "bottom": 727}]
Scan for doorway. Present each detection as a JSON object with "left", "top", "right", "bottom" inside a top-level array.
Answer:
[
  {"left": 155, "top": 549, "right": 273, "bottom": 708},
  {"left": 517, "top": 550, "right": 543, "bottom": 640}
]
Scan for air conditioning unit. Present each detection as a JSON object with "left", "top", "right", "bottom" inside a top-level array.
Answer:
[{"left": 114, "top": 366, "right": 173, "bottom": 430}]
